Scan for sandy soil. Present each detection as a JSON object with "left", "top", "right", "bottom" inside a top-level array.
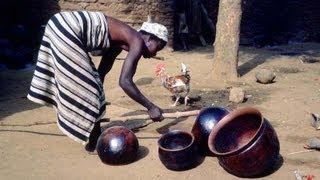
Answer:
[{"left": 0, "top": 43, "right": 320, "bottom": 180}]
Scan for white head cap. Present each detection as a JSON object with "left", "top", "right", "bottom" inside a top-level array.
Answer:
[{"left": 139, "top": 22, "right": 168, "bottom": 42}]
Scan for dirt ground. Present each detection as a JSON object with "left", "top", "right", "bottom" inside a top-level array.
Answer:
[{"left": 0, "top": 43, "right": 320, "bottom": 179}]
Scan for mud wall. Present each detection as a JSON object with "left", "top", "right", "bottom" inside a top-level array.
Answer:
[
  {"left": 59, "top": 0, "right": 320, "bottom": 47},
  {"left": 2, "top": 0, "right": 320, "bottom": 68},
  {"left": 59, "top": 0, "right": 175, "bottom": 43}
]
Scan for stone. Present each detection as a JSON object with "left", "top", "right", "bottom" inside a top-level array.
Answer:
[
  {"left": 255, "top": 69, "right": 276, "bottom": 84},
  {"left": 229, "top": 87, "right": 245, "bottom": 103}
]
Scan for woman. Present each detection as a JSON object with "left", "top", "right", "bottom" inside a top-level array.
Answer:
[{"left": 27, "top": 11, "right": 168, "bottom": 152}]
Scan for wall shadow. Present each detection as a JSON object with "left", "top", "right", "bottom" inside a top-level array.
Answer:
[
  {"left": 0, "top": 69, "right": 43, "bottom": 120},
  {"left": 0, "top": 1, "right": 61, "bottom": 118},
  {"left": 238, "top": 53, "right": 274, "bottom": 76},
  {"left": 0, "top": 0, "right": 60, "bottom": 69}
]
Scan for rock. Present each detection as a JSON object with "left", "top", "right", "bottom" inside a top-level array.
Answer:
[
  {"left": 229, "top": 87, "right": 245, "bottom": 103},
  {"left": 306, "top": 137, "right": 320, "bottom": 150},
  {"left": 255, "top": 69, "right": 276, "bottom": 84},
  {"left": 311, "top": 113, "right": 320, "bottom": 130},
  {"left": 299, "top": 55, "right": 320, "bottom": 63}
]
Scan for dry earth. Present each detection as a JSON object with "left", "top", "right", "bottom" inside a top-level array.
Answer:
[{"left": 0, "top": 43, "right": 320, "bottom": 179}]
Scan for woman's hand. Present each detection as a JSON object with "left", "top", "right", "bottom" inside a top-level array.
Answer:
[{"left": 148, "top": 105, "right": 164, "bottom": 122}]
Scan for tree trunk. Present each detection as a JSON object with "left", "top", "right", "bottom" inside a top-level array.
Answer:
[{"left": 212, "top": 0, "right": 242, "bottom": 81}]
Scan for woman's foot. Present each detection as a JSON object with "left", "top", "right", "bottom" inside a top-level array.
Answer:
[
  {"left": 84, "top": 123, "right": 102, "bottom": 153},
  {"left": 84, "top": 137, "right": 99, "bottom": 153}
]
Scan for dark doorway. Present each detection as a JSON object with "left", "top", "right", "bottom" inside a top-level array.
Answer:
[
  {"left": 0, "top": 0, "right": 60, "bottom": 69},
  {"left": 172, "top": 0, "right": 217, "bottom": 51}
]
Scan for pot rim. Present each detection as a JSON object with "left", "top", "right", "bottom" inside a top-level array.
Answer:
[
  {"left": 158, "top": 130, "right": 195, "bottom": 152},
  {"left": 208, "top": 107, "right": 264, "bottom": 156}
]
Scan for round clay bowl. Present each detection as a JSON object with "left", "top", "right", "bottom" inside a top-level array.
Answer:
[
  {"left": 191, "top": 107, "right": 229, "bottom": 155},
  {"left": 208, "top": 107, "right": 280, "bottom": 177},
  {"left": 97, "top": 126, "right": 139, "bottom": 165},
  {"left": 158, "top": 130, "right": 202, "bottom": 171}
]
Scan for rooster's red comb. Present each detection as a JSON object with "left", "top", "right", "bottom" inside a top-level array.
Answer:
[
  {"left": 155, "top": 63, "right": 165, "bottom": 69},
  {"left": 154, "top": 63, "right": 166, "bottom": 76}
]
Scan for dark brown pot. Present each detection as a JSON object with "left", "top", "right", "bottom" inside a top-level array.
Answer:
[
  {"left": 97, "top": 126, "right": 139, "bottom": 165},
  {"left": 158, "top": 130, "right": 203, "bottom": 171},
  {"left": 208, "top": 107, "right": 280, "bottom": 177},
  {"left": 191, "top": 107, "right": 229, "bottom": 155}
]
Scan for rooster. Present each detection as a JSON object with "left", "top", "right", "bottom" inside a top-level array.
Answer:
[{"left": 155, "top": 63, "right": 191, "bottom": 106}]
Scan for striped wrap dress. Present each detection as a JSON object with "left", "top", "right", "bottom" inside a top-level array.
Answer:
[{"left": 27, "top": 11, "right": 109, "bottom": 144}]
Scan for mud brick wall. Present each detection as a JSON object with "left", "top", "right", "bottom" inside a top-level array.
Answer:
[
  {"left": 59, "top": 0, "right": 320, "bottom": 46},
  {"left": 59, "top": 0, "right": 175, "bottom": 44},
  {"left": 2, "top": 0, "right": 320, "bottom": 68}
]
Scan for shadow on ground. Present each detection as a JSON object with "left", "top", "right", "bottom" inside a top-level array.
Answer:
[{"left": 0, "top": 68, "right": 42, "bottom": 120}]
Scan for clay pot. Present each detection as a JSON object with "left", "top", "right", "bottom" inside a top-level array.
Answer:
[
  {"left": 208, "top": 107, "right": 280, "bottom": 177},
  {"left": 158, "top": 130, "right": 203, "bottom": 171},
  {"left": 191, "top": 107, "right": 229, "bottom": 155},
  {"left": 255, "top": 69, "right": 276, "bottom": 84},
  {"left": 97, "top": 126, "right": 139, "bottom": 165}
]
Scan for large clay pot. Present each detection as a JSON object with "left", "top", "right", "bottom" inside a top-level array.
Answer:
[
  {"left": 97, "top": 126, "right": 139, "bottom": 165},
  {"left": 191, "top": 107, "right": 229, "bottom": 155},
  {"left": 208, "top": 107, "right": 280, "bottom": 177},
  {"left": 158, "top": 130, "right": 203, "bottom": 171}
]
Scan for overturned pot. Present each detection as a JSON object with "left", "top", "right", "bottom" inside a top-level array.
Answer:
[
  {"left": 208, "top": 107, "right": 280, "bottom": 177},
  {"left": 191, "top": 107, "right": 229, "bottom": 155}
]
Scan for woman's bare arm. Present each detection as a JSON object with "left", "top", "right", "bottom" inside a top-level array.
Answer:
[
  {"left": 97, "top": 47, "right": 122, "bottom": 83},
  {"left": 106, "top": 16, "right": 163, "bottom": 121}
]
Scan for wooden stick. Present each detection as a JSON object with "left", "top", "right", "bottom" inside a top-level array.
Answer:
[
  {"left": 115, "top": 110, "right": 200, "bottom": 121},
  {"left": 287, "top": 150, "right": 316, "bottom": 156},
  {"left": 116, "top": 56, "right": 164, "bottom": 61},
  {"left": 112, "top": 109, "right": 200, "bottom": 130}
]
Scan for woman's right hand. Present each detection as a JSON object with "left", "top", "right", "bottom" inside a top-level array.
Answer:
[{"left": 148, "top": 105, "right": 164, "bottom": 122}]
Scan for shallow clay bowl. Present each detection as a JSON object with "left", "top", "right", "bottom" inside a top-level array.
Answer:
[
  {"left": 158, "top": 130, "right": 202, "bottom": 171},
  {"left": 208, "top": 107, "right": 280, "bottom": 177}
]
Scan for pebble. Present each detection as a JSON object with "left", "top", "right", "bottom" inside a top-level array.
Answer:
[{"left": 229, "top": 87, "right": 245, "bottom": 103}]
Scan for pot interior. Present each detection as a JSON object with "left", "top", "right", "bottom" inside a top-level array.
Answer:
[
  {"left": 159, "top": 132, "right": 193, "bottom": 151},
  {"left": 214, "top": 113, "right": 262, "bottom": 154}
]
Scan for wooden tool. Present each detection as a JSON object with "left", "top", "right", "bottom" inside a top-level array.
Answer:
[
  {"left": 102, "top": 110, "right": 200, "bottom": 130},
  {"left": 0, "top": 110, "right": 200, "bottom": 130},
  {"left": 116, "top": 56, "right": 164, "bottom": 61}
]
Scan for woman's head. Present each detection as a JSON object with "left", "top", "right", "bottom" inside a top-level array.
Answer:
[
  {"left": 140, "top": 30, "right": 167, "bottom": 58},
  {"left": 138, "top": 22, "right": 168, "bottom": 58}
]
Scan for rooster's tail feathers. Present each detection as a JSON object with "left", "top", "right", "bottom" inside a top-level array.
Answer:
[{"left": 181, "top": 63, "right": 189, "bottom": 74}]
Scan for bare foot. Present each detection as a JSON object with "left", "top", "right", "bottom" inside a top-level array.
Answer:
[
  {"left": 84, "top": 136, "right": 100, "bottom": 153},
  {"left": 84, "top": 123, "right": 102, "bottom": 153},
  {"left": 84, "top": 141, "right": 98, "bottom": 153},
  {"left": 85, "top": 149, "right": 98, "bottom": 155}
]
